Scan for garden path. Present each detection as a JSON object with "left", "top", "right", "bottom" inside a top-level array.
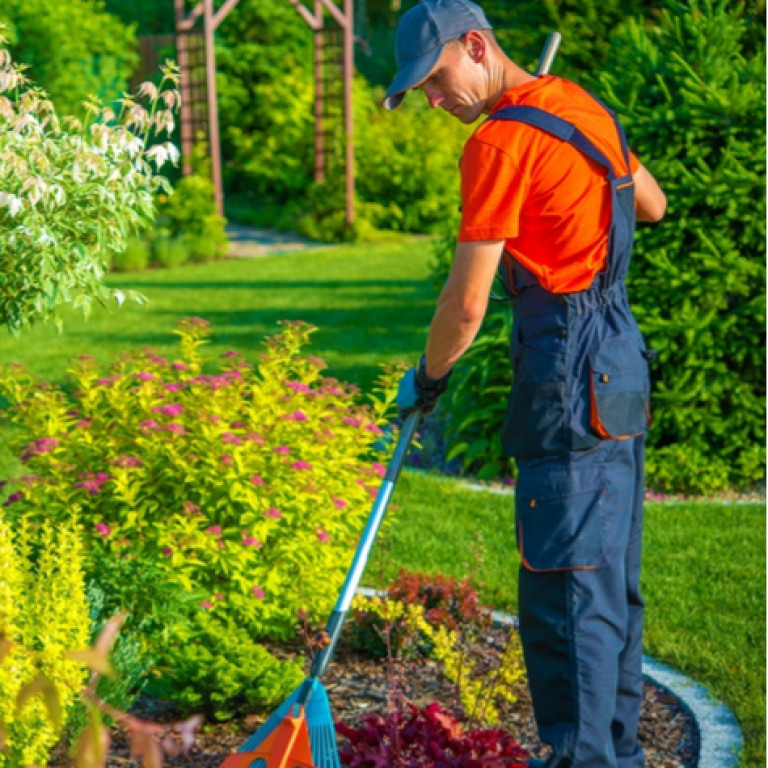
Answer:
[{"left": 226, "top": 223, "right": 330, "bottom": 258}]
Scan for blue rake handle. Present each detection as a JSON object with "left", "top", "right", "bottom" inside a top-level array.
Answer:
[{"left": 300, "top": 410, "right": 420, "bottom": 693}]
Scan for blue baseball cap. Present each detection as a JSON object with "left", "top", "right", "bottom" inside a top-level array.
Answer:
[{"left": 383, "top": 0, "right": 492, "bottom": 110}]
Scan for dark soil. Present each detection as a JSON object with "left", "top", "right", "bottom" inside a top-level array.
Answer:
[{"left": 93, "top": 628, "right": 698, "bottom": 768}]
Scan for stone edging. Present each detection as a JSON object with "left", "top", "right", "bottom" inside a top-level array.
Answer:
[{"left": 356, "top": 587, "right": 743, "bottom": 767}]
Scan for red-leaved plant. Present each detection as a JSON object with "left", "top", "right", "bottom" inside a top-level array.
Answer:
[{"left": 336, "top": 702, "right": 530, "bottom": 768}]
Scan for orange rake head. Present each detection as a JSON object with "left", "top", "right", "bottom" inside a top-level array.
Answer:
[{"left": 220, "top": 706, "right": 317, "bottom": 768}]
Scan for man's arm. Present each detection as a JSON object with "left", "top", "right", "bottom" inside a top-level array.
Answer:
[
  {"left": 634, "top": 164, "right": 667, "bottom": 222},
  {"left": 423, "top": 239, "right": 506, "bottom": 379}
]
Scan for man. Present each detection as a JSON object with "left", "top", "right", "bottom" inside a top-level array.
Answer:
[{"left": 385, "top": 1, "right": 667, "bottom": 767}]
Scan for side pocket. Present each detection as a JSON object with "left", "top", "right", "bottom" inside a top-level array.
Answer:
[
  {"left": 589, "top": 336, "right": 650, "bottom": 440},
  {"left": 502, "top": 345, "right": 568, "bottom": 459},
  {"left": 516, "top": 483, "right": 606, "bottom": 571}
]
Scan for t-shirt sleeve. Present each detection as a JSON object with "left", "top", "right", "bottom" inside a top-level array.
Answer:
[{"left": 458, "top": 138, "right": 529, "bottom": 242}]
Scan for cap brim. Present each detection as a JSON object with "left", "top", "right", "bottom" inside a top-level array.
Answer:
[{"left": 382, "top": 45, "right": 443, "bottom": 110}]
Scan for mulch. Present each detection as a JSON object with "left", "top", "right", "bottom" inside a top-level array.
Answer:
[{"left": 93, "top": 626, "right": 698, "bottom": 768}]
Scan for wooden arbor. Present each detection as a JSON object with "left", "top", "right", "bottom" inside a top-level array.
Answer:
[{"left": 174, "top": 0, "right": 355, "bottom": 227}]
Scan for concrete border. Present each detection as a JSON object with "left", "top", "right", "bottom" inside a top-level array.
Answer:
[{"left": 357, "top": 587, "right": 743, "bottom": 767}]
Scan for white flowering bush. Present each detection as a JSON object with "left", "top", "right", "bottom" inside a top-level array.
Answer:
[{"left": 0, "top": 31, "right": 180, "bottom": 333}]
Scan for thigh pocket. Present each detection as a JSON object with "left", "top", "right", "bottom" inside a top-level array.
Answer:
[
  {"left": 589, "top": 337, "right": 650, "bottom": 440},
  {"left": 516, "top": 482, "right": 606, "bottom": 571}
]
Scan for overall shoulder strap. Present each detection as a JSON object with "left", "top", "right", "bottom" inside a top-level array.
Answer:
[{"left": 490, "top": 104, "right": 630, "bottom": 180}]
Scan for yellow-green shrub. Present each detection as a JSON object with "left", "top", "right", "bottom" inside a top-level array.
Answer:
[
  {"left": 352, "top": 594, "right": 525, "bottom": 727},
  {"left": 0, "top": 515, "right": 89, "bottom": 767}
]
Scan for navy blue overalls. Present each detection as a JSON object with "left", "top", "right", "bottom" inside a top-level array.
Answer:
[{"left": 489, "top": 103, "right": 651, "bottom": 768}]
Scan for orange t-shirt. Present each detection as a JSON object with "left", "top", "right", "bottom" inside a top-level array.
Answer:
[{"left": 458, "top": 76, "right": 640, "bottom": 293}]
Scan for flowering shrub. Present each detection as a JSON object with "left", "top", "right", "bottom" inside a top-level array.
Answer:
[
  {"left": 336, "top": 702, "right": 530, "bottom": 768},
  {"left": 0, "top": 513, "right": 90, "bottom": 767},
  {"left": 0, "top": 31, "right": 179, "bottom": 333},
  {"left": 0, "top": 319, "right": 399, "bottom": 652}
]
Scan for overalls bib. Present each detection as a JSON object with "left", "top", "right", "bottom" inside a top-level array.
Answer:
[{"left": 489, "top": 104, "right": 650, "bottom": 768}]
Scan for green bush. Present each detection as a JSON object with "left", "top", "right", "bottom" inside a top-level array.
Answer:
[
  {"left": 150, "top": 614, "right": 304, "bottom": 722},
  {"left": 152, "top": 235, "right": 189, "bottom": 269},
  {"left": 111, "top": 236, "right": 151, "bottom": 272},
  {"left": 0, "top": 319, "right": 399, "bottom": 647},
  {"left": 0, "top": 0, "right": 137, "bottom": 118},
  {"left": 0, "top": 514, "right": 90, "bottom": 768},
  {"left": 156, "top": 160, "right": 228, "bottom": 262},
  {"left": 592, "top": 0, "right": 766, "bottom": 490}
]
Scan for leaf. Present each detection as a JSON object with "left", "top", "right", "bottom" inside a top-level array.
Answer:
[
  {"left": 0, "top": 635, "right": 12, "bottom": 663},
  {"left": 75, "top": 711, "right": 110, "bottom": 768},
  {"left": 15, "top": 674, "right": 62, "bottom": 728},
  {"left": 67, "top": 611, "right": 125, "bottom": 677}
]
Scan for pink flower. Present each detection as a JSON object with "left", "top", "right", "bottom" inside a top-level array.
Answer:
[
  {"left": 250, "top": 475, "right": 264, "bottom": 486},
  {"left": 3, "top": 492, "right": 23, "bottom": 507},
  {"left": 162, "top": 423, "right": 186, "bottom": 435},
  {"left": 183, "top": 501, "right": 201, "bottom": 516},
  {"left": 251, "top": 585, "right": 265, "bottom": 599},
  {"left": 365, "top": 423, "right": 384, "bottom": 436},
  {"left": 152, "top": 356, "right": 168, "bottom": 366},
  {"left": 222, "top": 432, "right": 243, "bottom": 445},
  {"left": 230, "top": 421, "right": 247, "bottom": 429},
  {"left": 76, "top": 419, "right": 92, "bottom": 429},
  {"left": 95, "top": 523, "right": 112, "bottom": 538},
  {"left": 134, "top": 372, "right": 156, "bottom": 382},
  {"left": 161, "top": 547, "right": 173, "bottom": 557},
  {"left": 220, "top": 455, "right": 233, "bottom": 466},
  {"left": 97, "top": 375, "right": 120, "bottom": 387},
  {"left": 172, "top": 362, "right": 190, "bottom": 371},
  {"left": 343, "top": 417, "right": 362, "bottom": 427},
  {"left": 307, "top": 356, "right": 326, "bottom": 368},
  {"left": 286, "top": 381, "right": 312, "bottom": 394},
  {"left": 291, "top": 460, "right": 312, "bottom": 471},
  {"left": 242, "top": 536, "right": 262, "bottom": 547},
  {"left": 140, "top": 420, "right": 159, "bottom": 431},
  {"left": 164, "top": 382, "right": 184, "bottom": 392},
  {"left": 153, "top": 403, "right": 184, "bottom": 417},
  {"left": 331, "top": 497, "right": 347, "bottom": 510},
  {"left": 322, "top": 386, "right": 343, "bottom": 397},
  {"left": 245, "top": 432, "right": 265, "bottom": 444},
  {"left": 222, "top": 350, "right": 241, "bottom": 359},
  {"left": 206, "top": 525, "right": 222, "bottom": 536},
  {"left": 316, "top": 529, "right": 330, "bottom": 544},
  {"left": 23, "top": 437, "right": 60, "bottom": 459},
  {"left": 75, "top": 473, "right": 110, "bottom": 495},
  {"left": 200, "top": 601, "right": 214, "bottom": 610},
  {"left": 371, "top": 463, "right": 386, "bottom": 478},
  {"left": 264, "top": 507, "right": 283, "bottom": 519},
  {"left": 274, "top": 445, "right": 291, "bottom": 455},
  {"left": 215, "top": 593, "right": 225, "bottom": 600}
]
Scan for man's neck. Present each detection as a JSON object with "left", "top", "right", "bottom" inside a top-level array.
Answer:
[{"left": 484, "top": 58, "right": 537, "bottom": 114}]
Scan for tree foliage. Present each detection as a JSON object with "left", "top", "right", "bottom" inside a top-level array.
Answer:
[{"left": 0, "top": 0, "right": 138, "bottom": 118}]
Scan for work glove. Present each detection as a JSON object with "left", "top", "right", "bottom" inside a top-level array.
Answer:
[{"left": 397, "top": 355, "right": 451, "bottom": 420}]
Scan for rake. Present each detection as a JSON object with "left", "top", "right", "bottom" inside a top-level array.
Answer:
[{"left": 220, "top": 410, "right": 420, "bottom": 768}]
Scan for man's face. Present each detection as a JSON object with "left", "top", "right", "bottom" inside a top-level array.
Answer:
[{"left": 416, "top": 40, "right": 486, "bottom": 124}]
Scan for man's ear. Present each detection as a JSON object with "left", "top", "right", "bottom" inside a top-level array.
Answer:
[{"left": 464, "top": 29, "right": 487, "bottom": 63}]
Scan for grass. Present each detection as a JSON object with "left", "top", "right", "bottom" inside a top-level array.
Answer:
[{"left": 0, "top": 240, "right": 763, "bottom": 766}]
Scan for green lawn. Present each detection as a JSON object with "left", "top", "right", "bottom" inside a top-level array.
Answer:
[{"left": 0, "top": 241, "right": 763, "bottom": 767}]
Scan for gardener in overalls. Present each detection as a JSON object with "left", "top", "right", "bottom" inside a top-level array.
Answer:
[{"left": 386, "top": 1, "right": 667, "bottom": 766}]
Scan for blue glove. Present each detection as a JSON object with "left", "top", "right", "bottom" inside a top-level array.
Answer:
[{"left": 397, "top": 356, "right": 452, "bottom": 419}]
